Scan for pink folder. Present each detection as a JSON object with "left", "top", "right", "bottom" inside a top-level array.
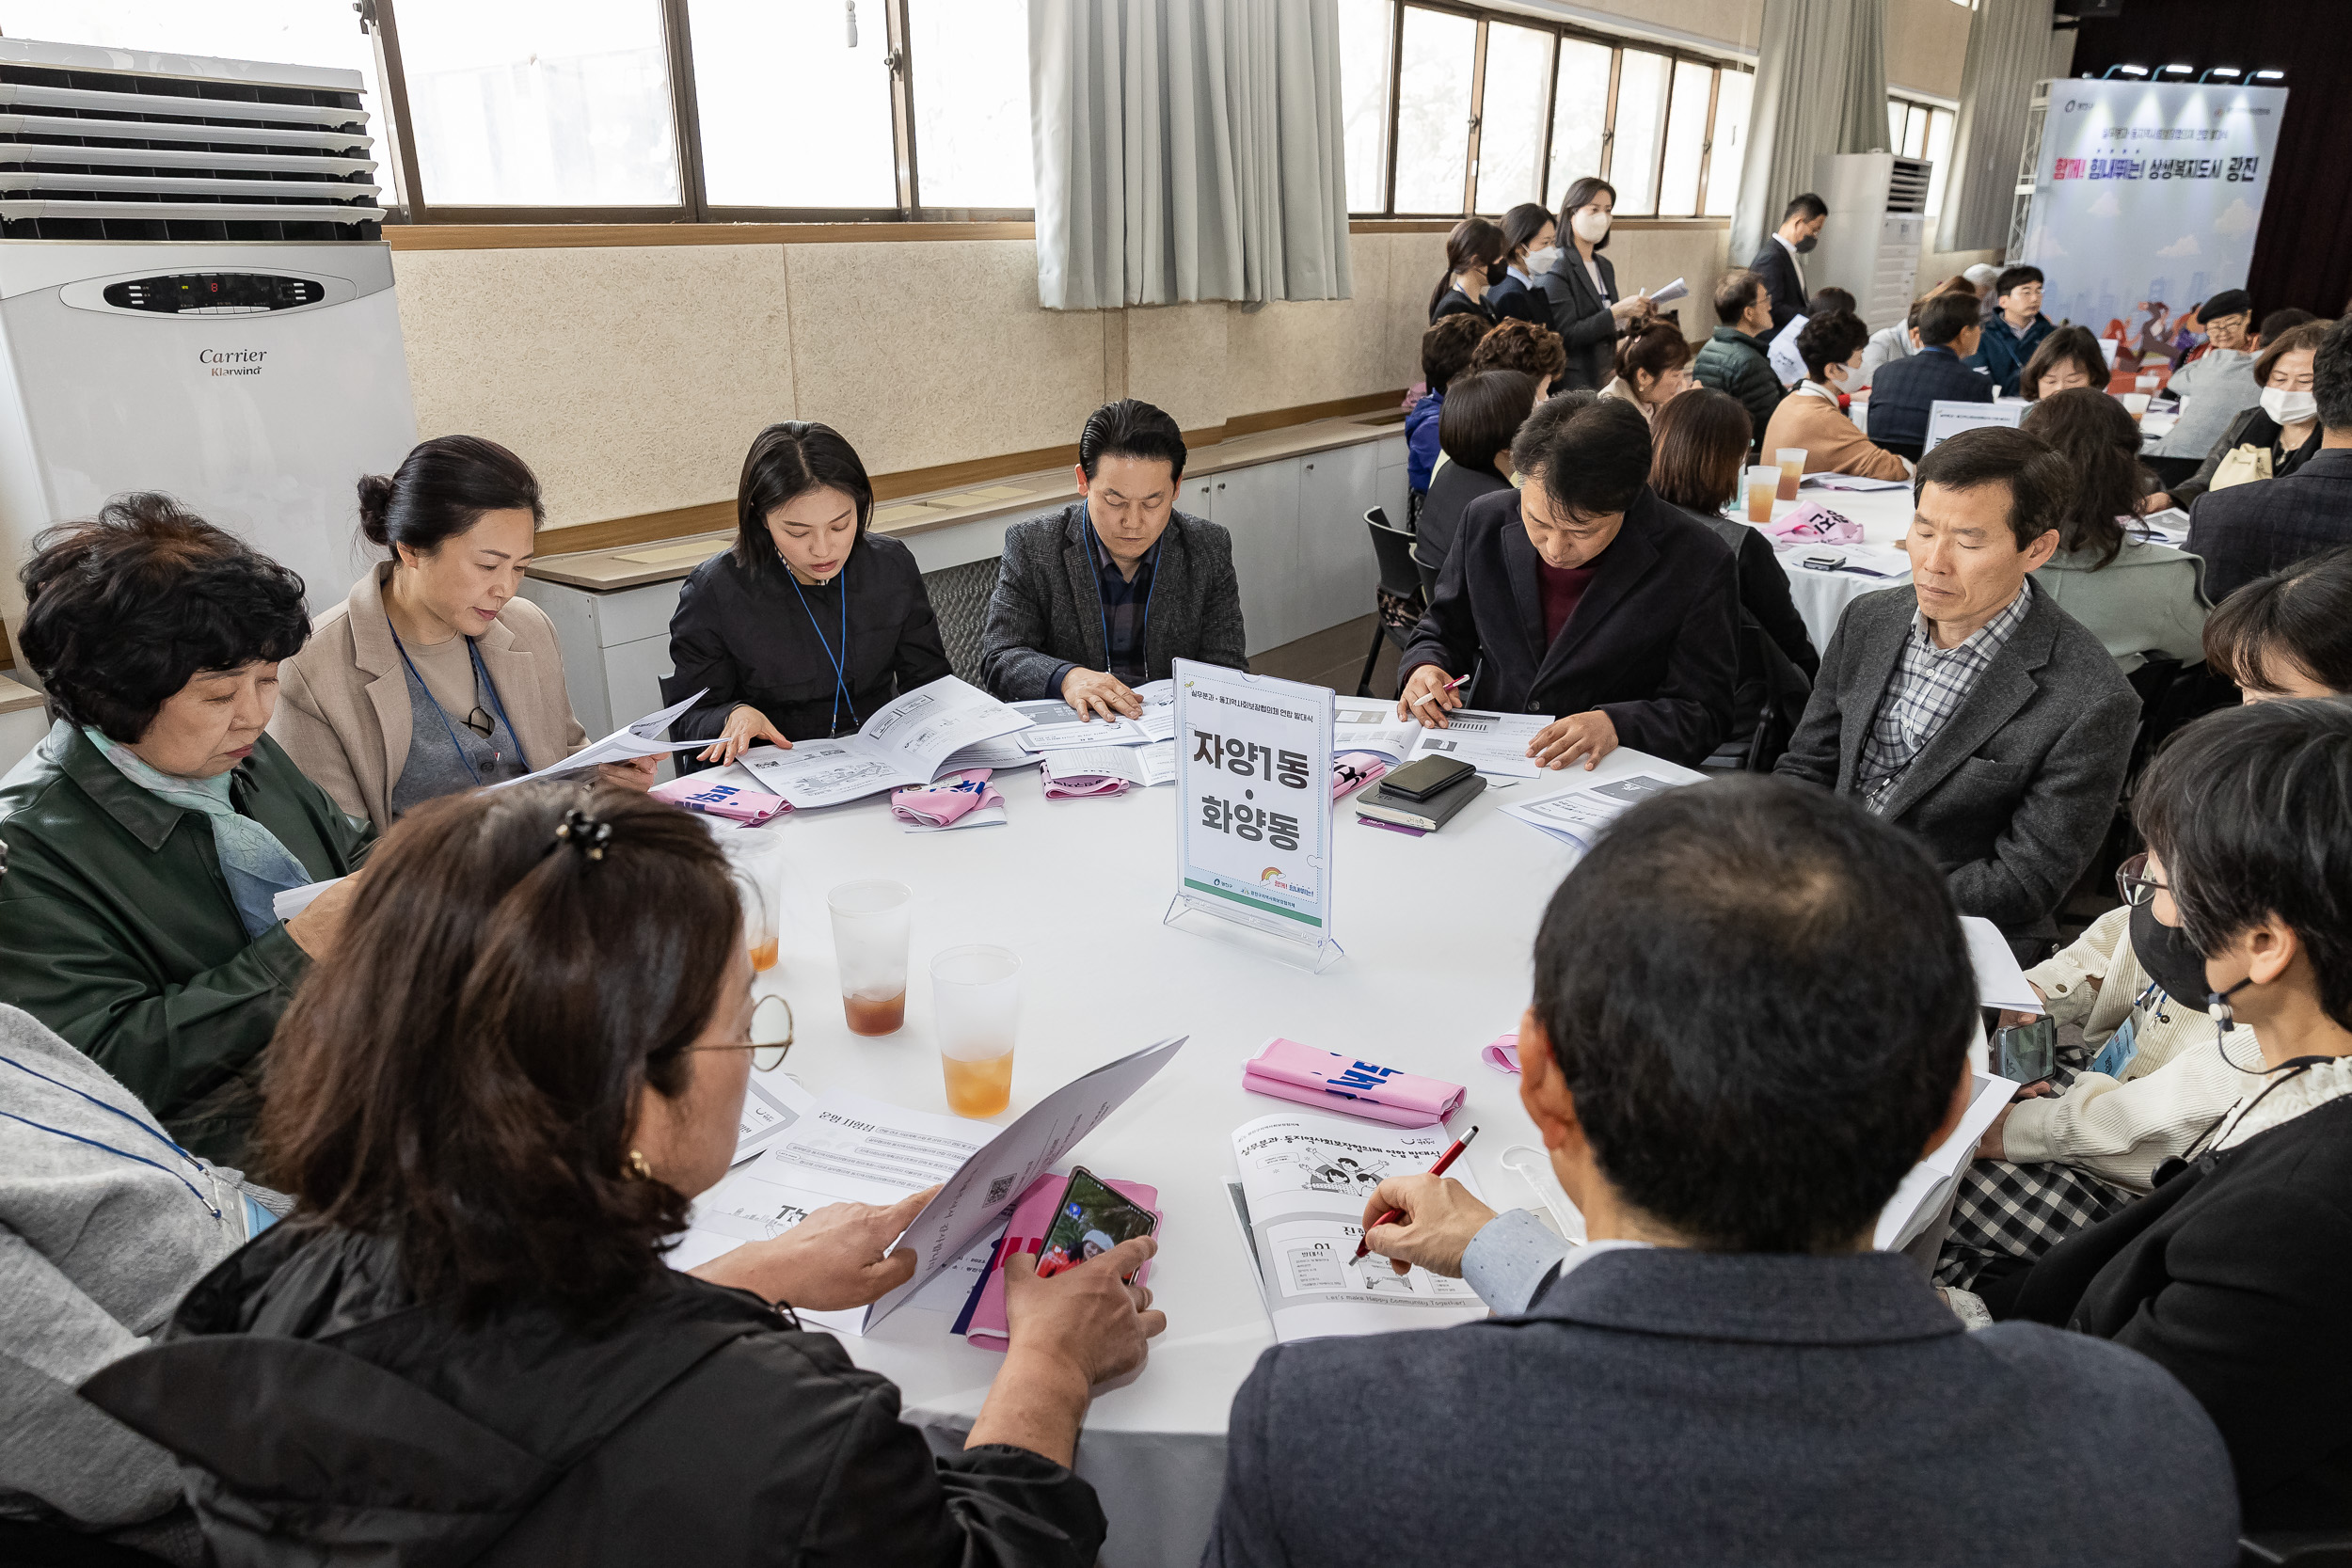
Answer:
[
  {"left": 963, "top": 1173, "right": 1160, "bottom": 1351},
  {"left": 1241, "top": 1036, "right": 1464, "bottom": 1128}
]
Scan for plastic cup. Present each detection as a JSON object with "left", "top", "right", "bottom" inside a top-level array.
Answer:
[
  {"left": 2119, "top": 391, "right": 2152, "bottom": 420},
  {"left": 828, "top": 879, "right": 911, "bottom": 1036},
  {"left": 719, "top": 828, "right": 788, "bottom": 974},
  {"left": 1773, "top": 448, "right": 1807, "bottom": 499},
  {"left": 1744, "top": 466, "right": 1780, "bottom": 523},
  {"left": 932, "top": 944, "right": 1020, "bottom": 1117},
  {"left": 2136, "top": 371, "right": 2161, "bottom": 393}
]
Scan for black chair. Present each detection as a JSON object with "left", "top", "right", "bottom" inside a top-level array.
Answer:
[
  {"left": 1358, "top": 507, "right": 1425, "bottom": 699},
  {"left": 2241, "top": 1534, "right": 2352, "bottom": 1566},
  {"left": 1699, "top": 613, "right": 1813, "bottom": 773}
]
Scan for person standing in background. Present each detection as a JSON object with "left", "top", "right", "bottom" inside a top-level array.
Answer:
[
  {"left": 1427, "top": 217, "right": 1505, "bottom": 326},
  {"left": 1750, "top": 194, "right": 1827, "bottom": 333},
  {"left": 1485, "top": 203, "right": 1559, "bottom": 331},
  {"left": 1538, "top": 177, "right": 1651, "bottom": 391}
]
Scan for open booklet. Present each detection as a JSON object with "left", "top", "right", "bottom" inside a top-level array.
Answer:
[
  {"left": 1500, "top": 765, "right": 1703, "bottom": 850},
  {"left": 1042, "top": 742, "right": 1176, "bottom": 790},
  {"left": 675, "top": 1037, "right": 1186, "bottom": 1335},
  {"left": 1332, "top": 696, "right": 1422, "bottom": 763},
  {"left": 487, "top": 688, "right": 711, "bottom": 789},
  {"left": 1228, "top": 1108, "right": 1489, "bottom": 1343},
  {"left": 736, "top": 675, "right": 1030, "bottom": 809},
  {"left": 1011, "top": 679, "right": 1175, "bottom": 751}
]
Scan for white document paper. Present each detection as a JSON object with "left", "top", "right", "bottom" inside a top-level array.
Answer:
[
  {"left": 1921, "top": 398, "right": 2027, "bottom": 455},
  {"left": 898, "top": 801, "right": 1008, "bottom": 833},
  {"left": 1332, "top": 697, "right": 1422, "bottom": 763},
  {"left": 1042, "top": 742, "right": 1175, "bottom": 789},
  {"left": 734, "top": 1069, "right": 815, "bottom": 1164},
  {"left": 1405, "top": 708, "right": 1547, "bottom": 778},
  {"left": 1768, "top": 313, "right": 1809, "bottom": 388},
  {"left": 1011, "top": 698, "right": 1152, "bottom": 751},
  {"left": 1231, "top": 1109, "right": 1488, "bottom": 1343},
  {"left": 938, "top": 735, "right": 1044, "bottom": 774},
  {"left": 1134, "top": 679, "right": 1179, "bottom": 742},
  {"left": 271, "top": 878, "right": 340, "bottom": 921},
  {"left": 1875, "top": 1072, "right": 2019, "bottom": 1253},
  {"left": 1501, "top": 768, "right": 1700, "bottom": 851},
  {"left": 737, "top": 676, "right": 1030, "bottom": 809},
  {"left": 1647, "top": 276, "right": 1689, "bottom": 307},
  {"left": 488, "top": 689, "right": 710, "bottom": 788},
  {"left": 1961, "top": 915, "right": 2044, "bottom": 1013},
  {"left": 1802, "top": 472, "right": 1911, "bottom": 492},
  {"left": 2136, "top": 507, "right": 2191, "bottom": 546}
]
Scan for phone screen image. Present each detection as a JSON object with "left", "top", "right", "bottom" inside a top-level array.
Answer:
[{"left": 1034, "top": 1167, "right": 1157, "bottom": 1278}]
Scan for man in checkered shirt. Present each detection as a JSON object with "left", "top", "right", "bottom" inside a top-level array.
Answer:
[{"left": 1777, "top": 427, "right": 2139, "bottom": 954}]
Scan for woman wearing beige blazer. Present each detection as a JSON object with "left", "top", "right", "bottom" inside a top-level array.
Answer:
[
  {"left": 273, "top": 436, "right": 652, "bottom": 832},
  {"left": 1759, "top": 312, "right": 1911, "bottom": 483}
]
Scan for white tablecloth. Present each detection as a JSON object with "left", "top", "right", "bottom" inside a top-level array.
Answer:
[
  {"left": 1745, "top": 484, "right": 1918, "bottom": 653},
  {"left": 720, "top": 752, "right": 1658, "bottom": 1566}
]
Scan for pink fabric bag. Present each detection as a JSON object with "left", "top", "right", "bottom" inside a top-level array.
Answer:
[
  {"left": 890, "top": 768, "right": 1001, "bottom": 827},
  {"left": 1241, "top": 1037, "right": 1465, "bottom": 1127},
  {"left": 649, "top": 775, "right": 790, "bottom": 826},
  {"left": 1764, "top": 499, "right": 1864, "bottom": 549},
  {"left": 1331, "top": 752, "right": 1389, "bottom": 799}
]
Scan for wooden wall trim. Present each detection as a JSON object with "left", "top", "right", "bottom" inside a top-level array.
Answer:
[
  {"left": 531, "top": 389, "right": 1406, "bottom": 559},
  {"left": 386, "top": 220, "right": 1038, "bottom": 251}
]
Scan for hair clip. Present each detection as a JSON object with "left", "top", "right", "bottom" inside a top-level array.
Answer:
[{"left": 554, "top": 807, "right": 613, "bottom": 862}]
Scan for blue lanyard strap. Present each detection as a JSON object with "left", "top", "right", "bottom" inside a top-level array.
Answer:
[
  {"left": 782, "top": 549, "right": 855, "bottom": 737},
  {"left": 1087, "top": 515, "right": 1161, "bottom": 681},
  {"left": 389, "top": 626, "right": 530, "bottom": 785},
  {"left": 0, "top": 1053, "right": 221, "bottom": 1218}
]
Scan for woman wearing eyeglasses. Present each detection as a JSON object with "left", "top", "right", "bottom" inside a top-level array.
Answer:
[
  {"left": 82, "top": 783, "right": 1163, "bottom": 1565},
  {"left": 1965, "top": 700, "right": 2352, "bottom": 1533}
]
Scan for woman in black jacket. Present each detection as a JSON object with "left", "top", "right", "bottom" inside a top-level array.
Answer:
[
  {"left": 2147, "top": 321, "right": 2329, "bottom": 512},
  {"left": 1537, "top": 176, "right": 1654, "bottom": 390},
  {"left": 81, "top": 782, "right": 1164, "bottom": 1567},
  {"left": 1426, "top": 215, "right": 1504, "bottom": 326},
  {"left": 1986, "top": 699, "right": 2352, "bottom": 1533},
  {"left": 665, "top": 421, "right": 952, "bottom": 767},
  {"left": 1483, "top": 201, "right": 1557, "bottom": 331}
]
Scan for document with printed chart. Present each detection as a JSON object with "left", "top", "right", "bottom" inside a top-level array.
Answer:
[
  {"left": 1404, "top": 708, "right": 1547, "bottom": 778},
  {"left": 738, "top": 676, "right": 1031, "bottom": 808}
]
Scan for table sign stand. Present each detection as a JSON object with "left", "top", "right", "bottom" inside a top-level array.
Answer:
[{"left": 1164, "top": 659, "right": 1343, "bottom": 974}]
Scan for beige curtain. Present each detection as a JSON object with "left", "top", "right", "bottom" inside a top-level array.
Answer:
[
  {"left": 1936, "top": 0, "right": 2058, "bottom": 253},
  {"left": 1730, "top": 0, "right": 1890, "bottom": 263},
  {"left": 1031, "top": 0, "right": 1353, "bottom": 310}
]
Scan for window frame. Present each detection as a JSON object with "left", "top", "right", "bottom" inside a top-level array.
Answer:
[
  {"left": 364, "top": 0, "right": 1036, "bottom": 225},
  {"left": 1351, "top": 0, "right": 1752, "bottom": 223}
]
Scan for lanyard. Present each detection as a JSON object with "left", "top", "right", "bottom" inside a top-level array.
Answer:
[
  {"left": 0, "top": 1053, "right": 221, "bottom": 1218},
  {"left": 782, "top": 546, "right": 855, "bottom": 737},
  {"left": 389, "top": 626, "right": 528, "bottom": 786},
  {"left": 1087, "top": 511, "right": 1161, "bottom": 683}
]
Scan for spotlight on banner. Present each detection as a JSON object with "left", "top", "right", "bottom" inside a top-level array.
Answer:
[{"left": 2102, "top": 64, "right": 2151, "bottom": 78}]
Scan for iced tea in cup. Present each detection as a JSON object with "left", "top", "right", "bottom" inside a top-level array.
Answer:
[
  {"left": 721, "top": 828, "right": 788, "bottom": 974},
  {"left": 828, "top": 879, "right": 911, "bottom": 1036},
  {"left": 932, "top": 944, "right": 1019, "bottom": 1117},
  {"left": 1745, "top": 466, "right": 1780, "bottom": 523},
  {"left": 2120, "top": 391, "right": 2152, "bottom": 422},
  {"left": 1773, "top": 448, "right": 1807, "bottom": 500}
]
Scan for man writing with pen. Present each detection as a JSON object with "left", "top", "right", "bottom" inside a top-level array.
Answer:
[{"left": 1394, "top": 391, "right": 1740, "bottom": 769}]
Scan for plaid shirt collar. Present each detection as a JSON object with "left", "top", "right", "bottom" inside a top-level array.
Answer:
[{"left": 1858, "top": 580, "right": 2035, "bottom": 812}]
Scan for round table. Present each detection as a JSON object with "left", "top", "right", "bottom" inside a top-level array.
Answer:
[
  {"left": 710, "top": 750, "right": 1647, "bottom": 1567},
  {"left": 1744, "top": 483, "right": 1918, "bottom": 653}
]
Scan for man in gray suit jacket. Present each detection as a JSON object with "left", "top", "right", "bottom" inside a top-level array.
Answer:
[
  {"left": 977, "top": 400, "right": 1247, "bottom": 716},
  {"left": 1203, "top": 776, "right": 2239, "bottom": 1568},
  {"left": 1776, "top": 426, "right": 2138, "bottom": 951}
]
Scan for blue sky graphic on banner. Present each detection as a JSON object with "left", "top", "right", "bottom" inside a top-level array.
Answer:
[{"left": 2020, "top": 81, "right": 2287, "bottom": 341}]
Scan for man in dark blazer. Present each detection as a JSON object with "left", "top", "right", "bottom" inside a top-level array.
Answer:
[
  {"left": 1396, "top": 392, "right": 1737, "bottom": 768},
  {"left": 1776, "top": 426, "right": 2137, "bottom": 952},
  {"left": 1750, "top": 191, "right": 1826, "bottom": 332},
  {"left": 2186, "top": 314, "right": 2352, "bottom": 599},
  {"left": 977, "top": 399, "right": 1246, "bottom": 717},
  {"left": 1202, "top": 774, "right": 2240, "bottom": 1568},
  {"left": 1867, "top": 288, "right": 1995, "bottom": 462}
]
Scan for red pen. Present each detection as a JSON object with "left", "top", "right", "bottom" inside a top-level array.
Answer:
[
  {"left": 1407, "top": 673, "right": 1469, "bottom": 714},
  {"left": 1355, "top": 1125, "right": 1479, "bottom": 1259}
]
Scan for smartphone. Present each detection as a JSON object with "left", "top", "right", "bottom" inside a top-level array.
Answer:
[
  {"left": 1995, "top": 1015, "right": 2058, "bottom": 1086},
  {"left": 1033, "top": 1166, "right": 1157, "bottom": 1279},
  {"left": 1801, "top": 549, "right": 1847, "bottom": 571},
  {"left": 1381, "top": 754, "right": 1474, "bottom": 801}
]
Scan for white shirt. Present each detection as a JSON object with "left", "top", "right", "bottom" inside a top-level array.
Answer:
[
  {"left": 1457, "top": 1207, "right": 1653, "bottom": 1314},
  {"left": 1774, "top": 230, "right": 1808, "bottom": 295}
]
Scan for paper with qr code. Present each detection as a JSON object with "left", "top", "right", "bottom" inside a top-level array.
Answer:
[{"left": 677, "top": 1037, "right": 1186, "bottom": 1335}]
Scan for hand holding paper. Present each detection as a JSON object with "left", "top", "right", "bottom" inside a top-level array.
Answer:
[
  {"left": 490, "top": 689, "right": 710, "bottom": 789},
  {"left": 1647, "top": 277, "right": 1689, "bottom": 307}
]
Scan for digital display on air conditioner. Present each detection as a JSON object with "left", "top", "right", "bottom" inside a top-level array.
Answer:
[{"left": 99, "top": 275, "right": 327, "bottom": 316}]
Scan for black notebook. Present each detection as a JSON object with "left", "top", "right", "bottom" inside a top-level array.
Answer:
[{"left": 1355, "top": 770, "right": 1487, "bottom": 832}]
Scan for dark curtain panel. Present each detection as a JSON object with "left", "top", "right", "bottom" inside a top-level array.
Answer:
[{"left": 2071, "top": 0, "right": 2352, "bottom": 319}]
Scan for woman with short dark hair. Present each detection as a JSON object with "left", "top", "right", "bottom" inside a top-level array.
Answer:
[
  {"left": 80, "top": 782, "right": 1165, "bottom": 1565},
  {"left": 1649, "top": 388, "right": 1820, "bottom": 685},
  {"left": 665, "top": 421, "right": 951, "bottom": 766},
  {"left": 2203, "top": 543, "right": 2352, "bottom": 701},
  {"left": 2019, "top": 325, "right": 2109, "bottom": 402},
  {"left": 2020, "top": 388, "right": 2210, "bottom": 673},
  {"left": 2149, "top": 319, "right": 2331, "bottom": 513},
  {"left": 0, "top": 495, "right": 373, "bottom": 1164},
  {"left": 1484, "top": 200, "right": 1558, "bottom": 330},
  {"left": 1417, "top": 368, "right": 1536, "bottom": 577},
  {"left": 272, "top": 436, "right": 655, "bottom": 833},
  {"left": 1760, "top": 311, "right": 1910, "bottom": 482}
]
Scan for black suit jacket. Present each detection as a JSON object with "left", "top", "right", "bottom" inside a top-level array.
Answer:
[
  {"left": 1534, "top": 250, "right": 1622, "bottom": 391},
  {"left": 1398, "top": 486, "right": 1738, "bottom": 765},
  {"left": 1428, "top": 288, "right": 1494, "bottom": 327},
  {"left": 1750, "top": 237, "right": 1806, "bottom": 332},
  {"left": 2010, "top": 1092, "right": 2352, "bottom": 1532},
  {"left": 1866, "top": 346, "right": 1995, "bottom": 460},
  {"left": 1204, "top": 1247, "right": 2239, "bottom": 1568},
  {"left": 1773, "top": 584, "right": 2137, "bottom": 941},
  {"left": 2184, "top": 448, "right": 2352, "bottom": 600},
  {"left": 1485, "top": 272, "right": 1551, "bottom": 331}
]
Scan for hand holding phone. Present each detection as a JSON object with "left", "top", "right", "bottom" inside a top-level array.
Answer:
[{"left": 1034, "top": 1167, "right": 1158, "bottom": 1281}]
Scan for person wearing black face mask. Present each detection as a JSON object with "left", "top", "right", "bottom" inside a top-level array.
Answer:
[
  {"left": 1749, "top": 193, "right": 1826, "bottom": 333},
  {"left": 1931, "top": 873, "right": 2258, "bottom": 1295}
]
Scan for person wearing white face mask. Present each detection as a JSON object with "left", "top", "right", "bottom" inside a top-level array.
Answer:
[
  {"left": 1485, "top": 201, "right": 1558, "bottom": 331},
  {"left": 2184, "top": 315, "right": 2352, "bottom": 599},
  {"left": 1760, "top": 312, "right": 1911, "bottom": 482},
  {"left": 1536, "top": 176, "right": 1653, "bottom": 392},
  {"left": 2148, "top": 320, "right": 2331, "bottom": 516}
]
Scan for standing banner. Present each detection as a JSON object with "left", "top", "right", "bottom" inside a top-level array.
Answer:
[
  {"left": 2020, "top": 80, "right": 2287, "bottom": 338},
  {"left": 1167, "top": 659, "right": 1340, "bottom": 972}
]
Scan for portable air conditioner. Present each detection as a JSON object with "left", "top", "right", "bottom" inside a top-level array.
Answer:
[
  {"left": 0, "top": 35, "right": 418, "bottom": 660},
  {"left": 1808, "top": 150, "right": 1935, "bottom": 332}
]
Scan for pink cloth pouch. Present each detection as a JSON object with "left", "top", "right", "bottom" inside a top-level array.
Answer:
[
  {"left": 1331, "top": 752, "right": 1389, "bottom": 799},
  {"left": 1241, "top": 1037, "right": 1465, "bottom": 1127},
  {"left": 649, "top": 775, "right": 790, "bottom": 826},
  {"left": 1764, "top": 499, "right": 1864, "bottom": 548},
  {"left": 890, "top": 768, "right": 1000, "bottom": 826}
]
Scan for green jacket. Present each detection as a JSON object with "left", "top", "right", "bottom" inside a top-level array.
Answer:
[
  {"left": 1692, "top": 326, "right": 1788, "bottom": 449},
  {"left": 0, "top": 721, "right": 373, "bottom": 1165}
]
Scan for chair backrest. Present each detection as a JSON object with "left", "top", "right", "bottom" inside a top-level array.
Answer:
[
  {"left": 920, "top": 556, "right": 1000, "bottom": 683},
  {"left": 1364, "top": 509, "right": 1424, "bottom": 602}
]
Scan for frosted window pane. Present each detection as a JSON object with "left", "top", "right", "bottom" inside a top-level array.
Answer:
[
  {"left": 1545, "top": 39, "right": 1612, "bottom": 208},
  {"left": 399, "top": 0, "right": 679, "bottom": 206},
  {"left": 1656, "top": 60, "right": 1711, "bottom": 216},
  {"left": 1392, "top": 7, "right": 1476, "bottom": 214},
  {"left": 1704, "top": 69, "right": 1751, "bottom": 216},
  {"left": 910, "top": 0, "right": 1033, "bottom": 209},
  {"left": 1888, "top": 102, "right": 1907, "bottom": 154},
  {"left": 691, "top": 0, "right": 895, "bottom": 207},
  {"left": 1610, "top": 49, "right": 1671, "bottom": 216},
  {"left": 1473, "top": 23, "right": 1552, "bottom": 212},
  {"left": 1924, "top": 108, "right": 1956, "bottom": 218},
  {"left": 1337, "top": 0, "right": 1395, "bottom": 213}
]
